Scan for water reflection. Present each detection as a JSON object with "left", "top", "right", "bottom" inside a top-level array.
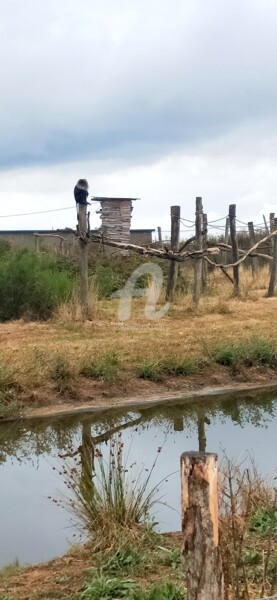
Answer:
[{"left": 0, "top": 390, "right": 276, "bottom": 567}]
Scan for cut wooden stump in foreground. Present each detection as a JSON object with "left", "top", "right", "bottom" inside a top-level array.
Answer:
[{"left": 181, "top": 451, "right": 224, "bottom": 600}]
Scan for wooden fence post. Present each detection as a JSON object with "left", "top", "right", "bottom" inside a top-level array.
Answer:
[
  {"left": 270, "top": 212, "right": 275, "bottom": 233},
  {"left": 222, "top": 216, "right": 229, "bottom": 265},
  {"left": 263, "top": 214, "right": 270, "bottom": 236},
  {"left": 157, "top": 226, "right": 162, "bottom": 245},
  {"left": 166, "top": 206, "right": 180, "bottom": 301},
  {"left": 229, "top": 204, "right": 240, "bottom": 296},
  {"left": 193, "top": 197, "right": 203, "bottom": 306},
  {"left": 268, "top": 217, "right": 277, "bottom": 297},
  {"left": 78, "top": 203, "right": 89, "bottom": 318},
  {"left": 181, "top": 452, "right": 224, "bottom": 600},
  {"left": 248, "top": 222, "right": 257, "bottom": 280},
  {"left": 202, "top": 213, "right": 208, "bottom": 289}
]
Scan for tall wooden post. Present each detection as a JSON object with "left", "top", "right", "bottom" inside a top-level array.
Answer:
[
  {"left": 166, "top": 206, "right": 180, "bottom": 301},
  {"left": 157, "top": 226, "right": 162, "bottom": 245},
  {"left": 202, "top": 213, "right": 208, "bottom": 290},
  {"left": 222, "top": 216, "right": 229, "bottom": 265},
  {"left": 270, "top": 212, "right": 275, "bottom": 253},
  {"left": 193, "top": 197, "right": 203, "bottom": 306},
  {"left": 248, "top": 222, "right": 257, "bottom": 280},
  {"left": 263, "top": 214, "right": 270, "bottom": 236},
  {"left": 78, "top": 203, "right": 89, "bottom": 318},
  {"left": 181, "top": 452, "right": 224, "bottom": 600},
  {"left": 268, "top": 218, "right": 277, "bottom": 297},
  {"left": 229, "top": 204, "right": 240, "bottom": 296},
  {"left": 270, "top": 212, "right": 275, "bottom": 233}
]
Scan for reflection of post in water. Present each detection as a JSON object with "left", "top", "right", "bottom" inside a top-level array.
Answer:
[
  {"left": 80, "top": 422, "right": 95, "bottom": 503},
  {"left": 197, "top": 413, "right": 210, "bottom": 452},
  {"left": 62, "top": 416, "right": 143, "bottom": 504},
  {"left": 173, "top": 417, "right": 184, "bottom": 431}
]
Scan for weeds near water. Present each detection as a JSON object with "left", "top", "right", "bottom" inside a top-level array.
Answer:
[
  {"left": 79, "top": 352, "right": 120, "bottom": 384},
  {"left": 100, "top": 547, "right": 144, "bottom": 575},
  {"left": 137, "top": 357, "right": 204, "bottom": 382},
  {"left": 214, "top": 337, "right": 277, "bottom": 372},
  {"left": 219, "top": 454, "right": 277, "bottom": 598},
  {"left": 61, "top": 434, "right": 165, "bottom": 551},
  {"left": 80, "top": 576, "right": 137, "bottom": 599},
  {"left": 80, "top": 577, "right": 185, "bottom": 600},
  {"left": 51, "top": 354, "right": 74, "bottom": 394}
]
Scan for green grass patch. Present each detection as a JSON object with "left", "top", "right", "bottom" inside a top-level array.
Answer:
[
  {"left": 136, "top": 357, "right": 204, "bottom": 382},
  {"left": 100, "top": 548, "right": 144, "bottom": 575},
  {"left": 213, "top": 338, "right": 277, "bottom": 370},
  {"left": 80, "top": 576, "right": 137, "bottom": 599},
  {"left": 79, "top": 352, "right": 120, "bottom": 384}
]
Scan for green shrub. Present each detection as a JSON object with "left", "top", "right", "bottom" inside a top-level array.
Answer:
[
  {"left": 80, "top": 352, "right": 119, "bottom": 383},
  {"left": 51, "top": 355, "right": 72, "bottom": 383},
  {"left": 137, "top": 357, "right": 202, "bottom": 381},
  {"left": 213, "top": 338, "right": 277, "bottom": 370},
  {"left": 0, "top": 250, "right": 74, "bottom": 321},
  {"left": 136, "top": 363, "right": 164, "bottom": 382},
  {"left": 214, "top": 345, "right": 242, "bottom": 368},
  {"left": 242, "top": 338, "right": 277, "bottom": 368}
]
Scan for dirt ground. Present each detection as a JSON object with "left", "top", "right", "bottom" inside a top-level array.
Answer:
[{"left": 0, "top": 533, "right": 183, "bottom": 600}]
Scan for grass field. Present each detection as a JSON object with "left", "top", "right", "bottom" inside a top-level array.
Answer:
[{"left": 0, "top": 266, "right": 277, "bottom": 417}]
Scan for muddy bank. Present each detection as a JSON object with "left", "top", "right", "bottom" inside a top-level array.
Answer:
[{"left": 4, "top": 364, "right": 277, "bottom": 421}]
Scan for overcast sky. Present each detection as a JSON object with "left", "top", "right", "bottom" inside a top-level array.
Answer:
[{"left": 0, "top": 0, "right": 276, "bottom": 236}]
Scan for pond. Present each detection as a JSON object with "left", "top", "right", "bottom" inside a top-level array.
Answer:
[{"left": 0, "top": 390, "right": 277, "bottom": 568}]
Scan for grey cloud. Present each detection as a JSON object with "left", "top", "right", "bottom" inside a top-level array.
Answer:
[{"left": 0, "top": 0, "right": 276, "bottom": 170}]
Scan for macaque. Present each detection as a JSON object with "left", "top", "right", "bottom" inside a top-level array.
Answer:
[{"left": 74, "top": 179, "right": 90, "bottom": 206}]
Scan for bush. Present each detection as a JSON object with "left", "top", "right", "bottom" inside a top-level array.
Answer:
[
  {"left": 0, "top": 250, "right": 75, "bottom": 321},
  {"left": 137, "top": 357, "right": 203, "bottom": 381},
  {"left": 80, "top": 352, "right": 120, "bottom": 383}
]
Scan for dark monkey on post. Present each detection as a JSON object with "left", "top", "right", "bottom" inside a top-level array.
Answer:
[{"left": 74, "top": 179, "right": 90, "bottom": 206}]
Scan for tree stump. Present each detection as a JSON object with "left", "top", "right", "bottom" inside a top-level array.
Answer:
[{"left": 181, "top": 451, "right": 224, "bottom": 600}]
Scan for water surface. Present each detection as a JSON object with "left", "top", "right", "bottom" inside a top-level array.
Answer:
[{"left": 0, "top": 390, "right": 276, "bottom": 567}]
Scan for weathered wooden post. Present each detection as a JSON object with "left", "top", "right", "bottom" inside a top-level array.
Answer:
[
  {"left": 166, "top": 206, "right": 180, "bottom": 301},
  {"left": 193, "top": 197, "right": 203, "bottom": 306},
  {"left": 78, "top": 203, "right": 89, "bottom": 318},
  {"left": 268, "top": 217, "right": 277, "bottom": 297},
  {"left": 202, "top": 213, "right": 208, "bottom": 290},
  {"left": 157, "top": 226, "right": 162, "bottom": 245},
  {"left": 248, "top": 221, "right": 257, "bottom": 280},
  {"left": 263, "top": 214, "right": 270, "bottom": 236},
  {"left": 181, "top": 452, "right": 224, "bottom": 600},
  {"left": 270, "top": 212, "right": 275, "bottom": 233},
  {"left": 229, "top": 204, "right": 240, "bottom": 296},
  {"left": 222, "top": 216, "right": 229, "bottom": 265}
]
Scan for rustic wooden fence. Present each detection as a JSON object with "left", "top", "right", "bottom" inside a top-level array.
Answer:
[{"left": 73, "top": 198, "right": 277, "bottom": 317}]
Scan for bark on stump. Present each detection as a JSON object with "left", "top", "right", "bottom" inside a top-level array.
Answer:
[{"left": 181, "top": 451, "right": 224, "bottom": 600}]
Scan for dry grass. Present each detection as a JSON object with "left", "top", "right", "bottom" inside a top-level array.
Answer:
[{"left": 0, "top": 266, "right": 276, "bottom": 408}]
